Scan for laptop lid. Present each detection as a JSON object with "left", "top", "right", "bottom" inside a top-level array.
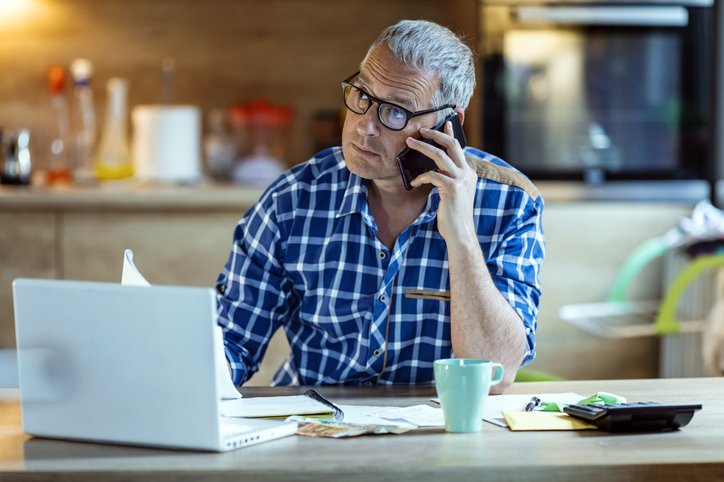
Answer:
[{"left": 13, "top": 279, "right": 226, "bottom": 451}]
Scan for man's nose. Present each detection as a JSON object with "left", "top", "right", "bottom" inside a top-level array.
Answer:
[{"left": 355, "top": 106, "right": 381, "bottom": 136}]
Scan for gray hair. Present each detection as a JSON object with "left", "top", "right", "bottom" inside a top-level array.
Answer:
[{"left": 364, "top": 20, "right": 476, "bottom": 114}]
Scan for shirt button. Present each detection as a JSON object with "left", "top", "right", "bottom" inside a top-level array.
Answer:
[
  {"left": 379, "top": 251, "right": 386, "bottom": 259},
  {"left": 364, "top": 381, "right": 373, "bottom": 387},
  {"left": 379, "top": 294, "right": 386, "bottom": 302},
  {"left": 373, "top": 349, "right": 381, "bottom": 357},
  {"left": 216, "top": 284, "right": 226, "bottom": 295}
]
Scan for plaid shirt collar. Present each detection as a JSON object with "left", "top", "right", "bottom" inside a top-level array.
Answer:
[{"left": 337, "top": 167, "right": 441, "bottom": 227}]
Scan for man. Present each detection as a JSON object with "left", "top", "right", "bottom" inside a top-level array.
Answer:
[{"left": 216, "top": 20, "right": 545, "bottom": 392}]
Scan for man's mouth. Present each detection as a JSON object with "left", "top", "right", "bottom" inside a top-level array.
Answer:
[{"left": 352, "top": 143, "right": 379, "bottom": 157}]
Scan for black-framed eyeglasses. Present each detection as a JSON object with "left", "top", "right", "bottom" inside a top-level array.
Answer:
[{"left": 341, "top": 71, "right": 455, "bottom": 131}]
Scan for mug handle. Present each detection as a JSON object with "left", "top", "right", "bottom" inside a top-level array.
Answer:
[{"left": 489, "top": 363, "right": 504, "bottom": 386}]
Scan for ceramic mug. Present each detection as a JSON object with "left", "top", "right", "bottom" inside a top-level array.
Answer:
[{"left": 434, "top": 358, "right": 504, "bottom": 433}]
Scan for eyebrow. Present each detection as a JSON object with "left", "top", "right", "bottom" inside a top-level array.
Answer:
[{"left": 356, "top": 74, "right": 416, "bottom": 110}]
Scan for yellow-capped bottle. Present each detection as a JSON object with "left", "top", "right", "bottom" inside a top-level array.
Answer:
[
  {"left": 95, "top": 78, "right": 133, "bottom": 180},
  {"left": 70, "top": 58, "right": 96, "bottom": 184}
]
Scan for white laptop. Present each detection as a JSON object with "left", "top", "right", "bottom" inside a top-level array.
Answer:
[{"left": 12, "top": 278, "right": 298, "bottom": 452}]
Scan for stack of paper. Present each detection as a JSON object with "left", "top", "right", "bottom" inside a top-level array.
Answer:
[{"left": 221, "top": 396, "right": 334, "bottom": 418}]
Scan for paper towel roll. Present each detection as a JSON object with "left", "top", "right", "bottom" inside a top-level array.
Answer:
[{"left": 132, "top": 106, "right": 201, "bottom": 182}]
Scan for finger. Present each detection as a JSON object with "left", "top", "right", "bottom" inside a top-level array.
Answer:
[
  {"left": 405, "top": 137, "right": 457, "bottom": 174},
  {"left": 410, "top": 169, "right": 453, "bottom": 189},
  {"left": 418, "top": 122, "right": 465, "bottom": 168}
]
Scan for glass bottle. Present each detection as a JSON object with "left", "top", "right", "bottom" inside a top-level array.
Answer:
[
  {"left": 69, "top": 58, "right": 96, "bottom": 184},
  {"left": 95, "top": 78, "right": 133, "bottom": 180},
  {"left": 46, "top": 65, "right": 72, "bottom": 184},
  {"left": 204, "top": 109, "right": 235, "bottom": 181}
]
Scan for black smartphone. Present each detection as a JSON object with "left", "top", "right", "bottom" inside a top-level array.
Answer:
[{"left": 395, "top": 111, "right": 467, "bottom": 191}]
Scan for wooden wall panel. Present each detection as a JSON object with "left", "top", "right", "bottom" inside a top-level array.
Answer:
[
  {"left": 0, "top": 0, "right": 478, "bottom": 172},
  {"left": 60, "top": 211, "right": 242, "bottom": 285},
  {"left": 0, "top": 212, "right": 57, "bottom": 348}
]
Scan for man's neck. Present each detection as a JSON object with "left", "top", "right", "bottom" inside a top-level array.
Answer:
[{"left": 366, "top": 178, "right": 432, "bottom": 250}]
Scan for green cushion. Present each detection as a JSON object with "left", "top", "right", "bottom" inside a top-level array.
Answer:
[{"left": 515, "top": 368, "right": 565, "bottom": 382}]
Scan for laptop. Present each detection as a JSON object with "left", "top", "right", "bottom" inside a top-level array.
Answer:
[{"left": 12, "top": 278, "right": 297, "bottom": 452}]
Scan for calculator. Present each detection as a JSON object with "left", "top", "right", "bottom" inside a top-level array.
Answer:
[{"left": 563, "top": 402, "right": 702, "bottom": 432}]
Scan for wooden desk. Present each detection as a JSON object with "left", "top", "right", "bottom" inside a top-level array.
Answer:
[{"left": 1, "top": 378, "right": 722, "bottom": 481}]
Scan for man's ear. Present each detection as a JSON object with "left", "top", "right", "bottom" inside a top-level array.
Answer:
[{"left": 453, "top": 107, "right": 466, "bottom": 126}]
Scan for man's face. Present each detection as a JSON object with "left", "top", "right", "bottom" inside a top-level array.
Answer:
[{"left": 341, "top": 45, "right": 440, "bottom": 185}]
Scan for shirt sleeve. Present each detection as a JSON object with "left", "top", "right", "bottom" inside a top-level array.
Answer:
[
  {"left": 215, "top": 190, "right": 293, "bottom": 386},
  {"left": 487, "top": 193, "right": 546, "bottom": 366}
]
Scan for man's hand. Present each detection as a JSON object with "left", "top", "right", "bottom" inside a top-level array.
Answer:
[{"left": 406, "top": 122, "right": 478, "bottom": 249}]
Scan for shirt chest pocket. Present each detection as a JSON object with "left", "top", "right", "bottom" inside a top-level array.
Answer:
[
  {"left": 404, "top": 289, "right": 451, "bottom": 302},
  {"left": 401, "top": 289, "right": 451, "bottom": 336}
]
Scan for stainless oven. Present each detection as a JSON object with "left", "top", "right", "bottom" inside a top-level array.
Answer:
[{"left": 479, "top": 0, "right": 715, "bottom": 182}]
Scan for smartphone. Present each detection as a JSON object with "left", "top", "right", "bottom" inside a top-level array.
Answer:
[{"left": 395, "top": 111, "right": 467, "bottom": 191}]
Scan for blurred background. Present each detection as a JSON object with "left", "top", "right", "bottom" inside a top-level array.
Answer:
[
  {"left": 1, "top": 0, "right": 723, "bottom": 386},
  {"left": 0, "top": 0, "right": 478, "bottom": 174}
]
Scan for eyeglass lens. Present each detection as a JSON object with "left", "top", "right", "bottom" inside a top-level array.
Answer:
[{"left": 343, "top": 85, "right": 409, "bottom": 130}]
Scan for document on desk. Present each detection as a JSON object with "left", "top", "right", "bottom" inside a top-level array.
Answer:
[
  {"left": 121, "top": 248, "right": 242, "bottom": 401},
  {"left": 483, "top": 393, "right": 585, "bottom": 427},
  {"left": 289, "top": 404, "right": 442, "bottom": 437},
  {"left": 501, "top": 411, "right": 597, "bottom": 431},
  {"left": 432, "top": 393, "right": 585, "bottom": 427},
  {"left": 340, "top": 404, "right": 444, "bottom": 428}
]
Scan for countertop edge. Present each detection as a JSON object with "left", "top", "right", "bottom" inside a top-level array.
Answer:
[
  {"left": 536, "top": 180, "right": 710, "bottom": 203},
  {"left": 0, "top": 184, "right": 267, "bottom": 211}
]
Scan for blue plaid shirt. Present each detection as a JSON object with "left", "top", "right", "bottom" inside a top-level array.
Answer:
[{"left": 216, "top": 146, "right": 545, "bottom": 386}]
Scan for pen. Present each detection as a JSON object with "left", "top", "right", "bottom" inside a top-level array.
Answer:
[
  {"left": 304, "top": 389, "right": 345, "bottom": 421},
  {"left": 525, "top": 396, "right": 541, "bottom": 412}
]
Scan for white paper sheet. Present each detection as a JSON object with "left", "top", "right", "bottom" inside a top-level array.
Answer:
[
  {"left": 221, "top": 395, "right": 332, "bottom": 418},
  {"left": 214, "top": 326, "right": 244, "bottom": 400},
  {"left": 334, "top": 405, "right": 418, "bottom": 429},
  {"left": 120, "top": 248, "right": 241, "bottom": 401},
  {"left": 369, "top": 405, "right": 444, "bottom": 427},
  {"left": 483, "top": 392, "right": 585, "bottom": 427},
  {"left": 121, "top": 249, "right": 151, "bottom": 286}
]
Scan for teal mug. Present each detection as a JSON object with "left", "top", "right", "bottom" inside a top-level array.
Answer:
[{"left": 434, "top": 358, "right": 504, "bottom": 433}]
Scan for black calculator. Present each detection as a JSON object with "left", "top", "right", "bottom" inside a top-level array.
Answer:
[{"left": 563, "top": 402, "right": 702, "bottom": 432}]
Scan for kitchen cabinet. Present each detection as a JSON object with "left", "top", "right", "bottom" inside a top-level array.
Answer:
[
  {"left": 0, "top": 184, "right": 701, "bottom": 382},
  {"left": 535, "top": 200, "right": 696, "bottom": 380},
  {"left": 0, "top": 184, "right": 287, "bottom": 386},
  {"left": 0, "top": 211, "right": 56, "bottom": 348}
]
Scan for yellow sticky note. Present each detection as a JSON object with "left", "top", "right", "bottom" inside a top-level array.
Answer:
[{"left": 502, "top": 411, "right": 597, "bottom": 431}]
